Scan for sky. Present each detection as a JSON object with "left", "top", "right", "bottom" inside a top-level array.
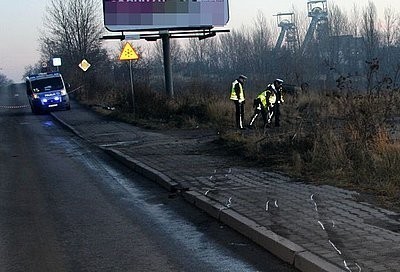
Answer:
[{"left": 0, "top": 0, "right": 398, "bottom": 83}]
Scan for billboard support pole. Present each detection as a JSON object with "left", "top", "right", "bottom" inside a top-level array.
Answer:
[{"left": 162, "top": 33, "right": 174, "bottom": 98}]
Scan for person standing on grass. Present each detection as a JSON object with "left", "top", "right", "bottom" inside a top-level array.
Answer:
[
  {"left": 230, "top": 75, "right": 247, "bottom": 130},
  {"left": 266, "top": 78, "right": 284, "bottom": 127}
]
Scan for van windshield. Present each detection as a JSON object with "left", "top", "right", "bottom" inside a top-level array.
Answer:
[{"left": 31, "top": 77, "right": 64, "bottom": 93}]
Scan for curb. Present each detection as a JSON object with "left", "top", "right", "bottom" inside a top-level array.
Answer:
[
  {"left": 50, "top": 112, "right": 345, "bottom": 272},
  {"left": 103, "top": 148, "right": 180, "bottom": 192},
  {"left": 182, "top": 191, "right": 345, "bottom": 272},
  {"left": 101, "top": 150, "right": 346, "bottom": 272},
  {"left": 50, "top": 112, "right": 85, "bottom": 140}
]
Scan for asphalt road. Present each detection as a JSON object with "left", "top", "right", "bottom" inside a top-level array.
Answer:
[{"left": 0, "top": 84, "right": 297, "bottom": 272}]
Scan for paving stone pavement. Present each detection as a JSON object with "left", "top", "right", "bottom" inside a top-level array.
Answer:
[{"left": 52, "top": 101, "right": 400, "bottom": 272}]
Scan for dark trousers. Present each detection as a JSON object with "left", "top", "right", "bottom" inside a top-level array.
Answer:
[
  {"left": 234, "top": 100, "right": 245, "bottom": 129},
  {"left": 268, "top": 103, "right": 280, "bottom": 127},
  {"left": 249, "top": 99, "right": 267, "bottom": 127}
]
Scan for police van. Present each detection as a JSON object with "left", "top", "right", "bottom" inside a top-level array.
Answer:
[{"left": 26, "top": 72, "right": 71, "bottom": 114}]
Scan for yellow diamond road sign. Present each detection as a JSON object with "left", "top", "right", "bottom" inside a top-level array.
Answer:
[
  {"left": 119, "top": 42, "right": 139, "bottom": 61},
  {"left": 79, "top": 59, "right": 91, "bottom": 72}
]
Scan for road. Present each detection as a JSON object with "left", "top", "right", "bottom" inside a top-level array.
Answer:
[{"left": 0, "top": 84, "right": 297, "bottom": 272}]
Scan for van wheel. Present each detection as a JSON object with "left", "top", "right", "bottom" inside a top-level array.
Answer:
[{"left": 31, "top": 106, "right": 39, "bottom": 114}]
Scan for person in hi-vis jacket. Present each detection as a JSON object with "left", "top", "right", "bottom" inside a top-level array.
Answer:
[
  {"left": 249, "top": 79, "right": 284, "bottom": 128},
  {"left": 230, "top": 75, "right": 247, "bottom": 129}
]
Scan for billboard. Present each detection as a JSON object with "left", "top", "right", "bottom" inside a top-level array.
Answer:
[{"left": 103, "top": 0, "right": 230, "bottom": 31}]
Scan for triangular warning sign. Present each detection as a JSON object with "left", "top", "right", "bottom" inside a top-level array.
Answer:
[{"left": 119, "top": 42, "right": 139, "bottom": 61}]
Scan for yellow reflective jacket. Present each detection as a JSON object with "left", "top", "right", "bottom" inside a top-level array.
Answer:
[
  {"left": 256, "top": 91, "right": 268, "bottom": 108},
  {"left": 230, "top": 80, "right": 245, "bottom": 102},
  {"left": 264, "top": 83, "right": 284, "bottom": 106},
  {"left": 255, "top": 86, "right": 275, "bottom": 108}
]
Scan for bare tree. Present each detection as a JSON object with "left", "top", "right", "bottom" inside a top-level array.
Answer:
[
  {"left": 0, "top": 72, "right": 12, "bottom": 86},
  {"left": 383, "top": 7, "right": 398, "bottom": 47},
  {"left": 218, "top": 28, "right": 252, "bottom": 78},
  {"left": 328, "top": 4, "right": 350, "bottom": 37},
  {"left": 182, "top": 37, "right": 223, "bottom": 78},
  {"left": 292, "top": 6, "right": 308, "bottom": 48},
  {"left": 183, "top": 38, "right": 207, "bottom": 77},
  {"left": 250, "top": 11, "right": 273, "bottom": 76},
  {"left": 349, "top": 4, "right": 361, "bottom": 37},
  {"left": 151, "top": 39, "right": 183, "bottom": 69},
  {"left": 380, "top": 7, "right": 400, "bottom": 89},
  {"left": 361, "top": 1, "right": 380, "bottom": 92},
  {"left": 361, "top": 1, "right": 379, "bottom": 60},
  {"left": 202, "top": 37, "right": 223, "bottom": 76},
  {"left": 39, "top": 0, "right": 106, "bottom": 77}
]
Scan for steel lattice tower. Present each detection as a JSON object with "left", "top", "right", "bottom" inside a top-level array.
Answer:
[
  {"left": 274, "top": 12, "right": 300, "bottom": 52},
  {"left": 301, "top": 0, "right": 329, "bottom": 55}
]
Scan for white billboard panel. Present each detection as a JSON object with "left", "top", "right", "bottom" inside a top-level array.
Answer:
[{"left": 103, "top": 0, "right": 230, "bottom": 31}]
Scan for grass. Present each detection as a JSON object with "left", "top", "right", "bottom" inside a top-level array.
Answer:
[{"left": 76, "top": 82, "right": 400, "bottom": 212}]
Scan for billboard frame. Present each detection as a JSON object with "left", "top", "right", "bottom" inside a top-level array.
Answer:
[{"left": 102, "top": 0, "right": 230, "bottom": 32}]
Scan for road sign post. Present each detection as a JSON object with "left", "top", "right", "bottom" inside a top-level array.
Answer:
[
  {"left": 78, "top": 59, "right": 92, "bottom": 101},
  {"left": 119, "top": 43, "right": 139, "bottom": 115},
  {"left": 129, "top": 59, "right": 135, "bottom": 116}
]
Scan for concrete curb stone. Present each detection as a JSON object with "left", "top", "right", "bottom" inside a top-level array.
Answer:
[
  {"left": 47, "top": 107, "right": 388, "bottom": 272},
  {"left": 182, "top": 192, "right": 346, "bottom": 272},
  {"left": 102, "top": 148, "right": 180, "bottom": 192}
]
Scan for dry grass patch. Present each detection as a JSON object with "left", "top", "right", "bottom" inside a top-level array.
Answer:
[{"left": 76, "top": 84, "right": 400, "bottom": 211}]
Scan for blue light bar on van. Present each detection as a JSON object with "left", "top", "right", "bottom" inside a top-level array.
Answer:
[{"left": 27, "top": 72, "right": 61, "bottom": 80}]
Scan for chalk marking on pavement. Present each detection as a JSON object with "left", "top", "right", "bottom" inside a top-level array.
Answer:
[
  {"left": 274, "top": 200, "right": 279, "bottom": 208},
  {"left": 218, "top": 197, "right": 233, "bottom": 211},
  {"left": 226, "top": 197, "right": 232, "bottom": 208},
  {"left": 265, "top": 201, "right": 269, "bottom": 211},
  {"left": 329, "top": 240, "right": 342, "bottom": 255},
  {"left": 344, "top": 260, "right": 352, "bottom": 272},
  {"left": 318, "top": 221, "right": 325, "bottom": 230},
  {"left": 204, "top": 189, "right": 219, "bottom": 195},
  {"left": 311, "top": 194, "right": 318, "bottom": 211},
  {"left": 312, "top": 194, "right": 362, "bottom": 271}
]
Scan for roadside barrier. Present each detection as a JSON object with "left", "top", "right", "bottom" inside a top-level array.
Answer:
[
  {"left": 0, "top": 104, "right": 29, "bottom": 109},
  {"left": 67, "top": 85, "right": 85, "bottom": 94}
]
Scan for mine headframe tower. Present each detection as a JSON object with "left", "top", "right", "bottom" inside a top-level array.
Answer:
[
  {"left": 274, "top": 12, "right": 300, "bottom": 52},
  {"left": 301, "top": 0, "right": 329, "bottom": 55}
]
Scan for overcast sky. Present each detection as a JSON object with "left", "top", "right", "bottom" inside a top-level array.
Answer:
[{"left": 0, "top": 0, "right": 398, "bottom": 82}]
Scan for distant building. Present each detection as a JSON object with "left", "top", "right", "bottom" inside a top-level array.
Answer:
[{"left": 329, "top": 35, "right": 365, "bottom": 75}]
